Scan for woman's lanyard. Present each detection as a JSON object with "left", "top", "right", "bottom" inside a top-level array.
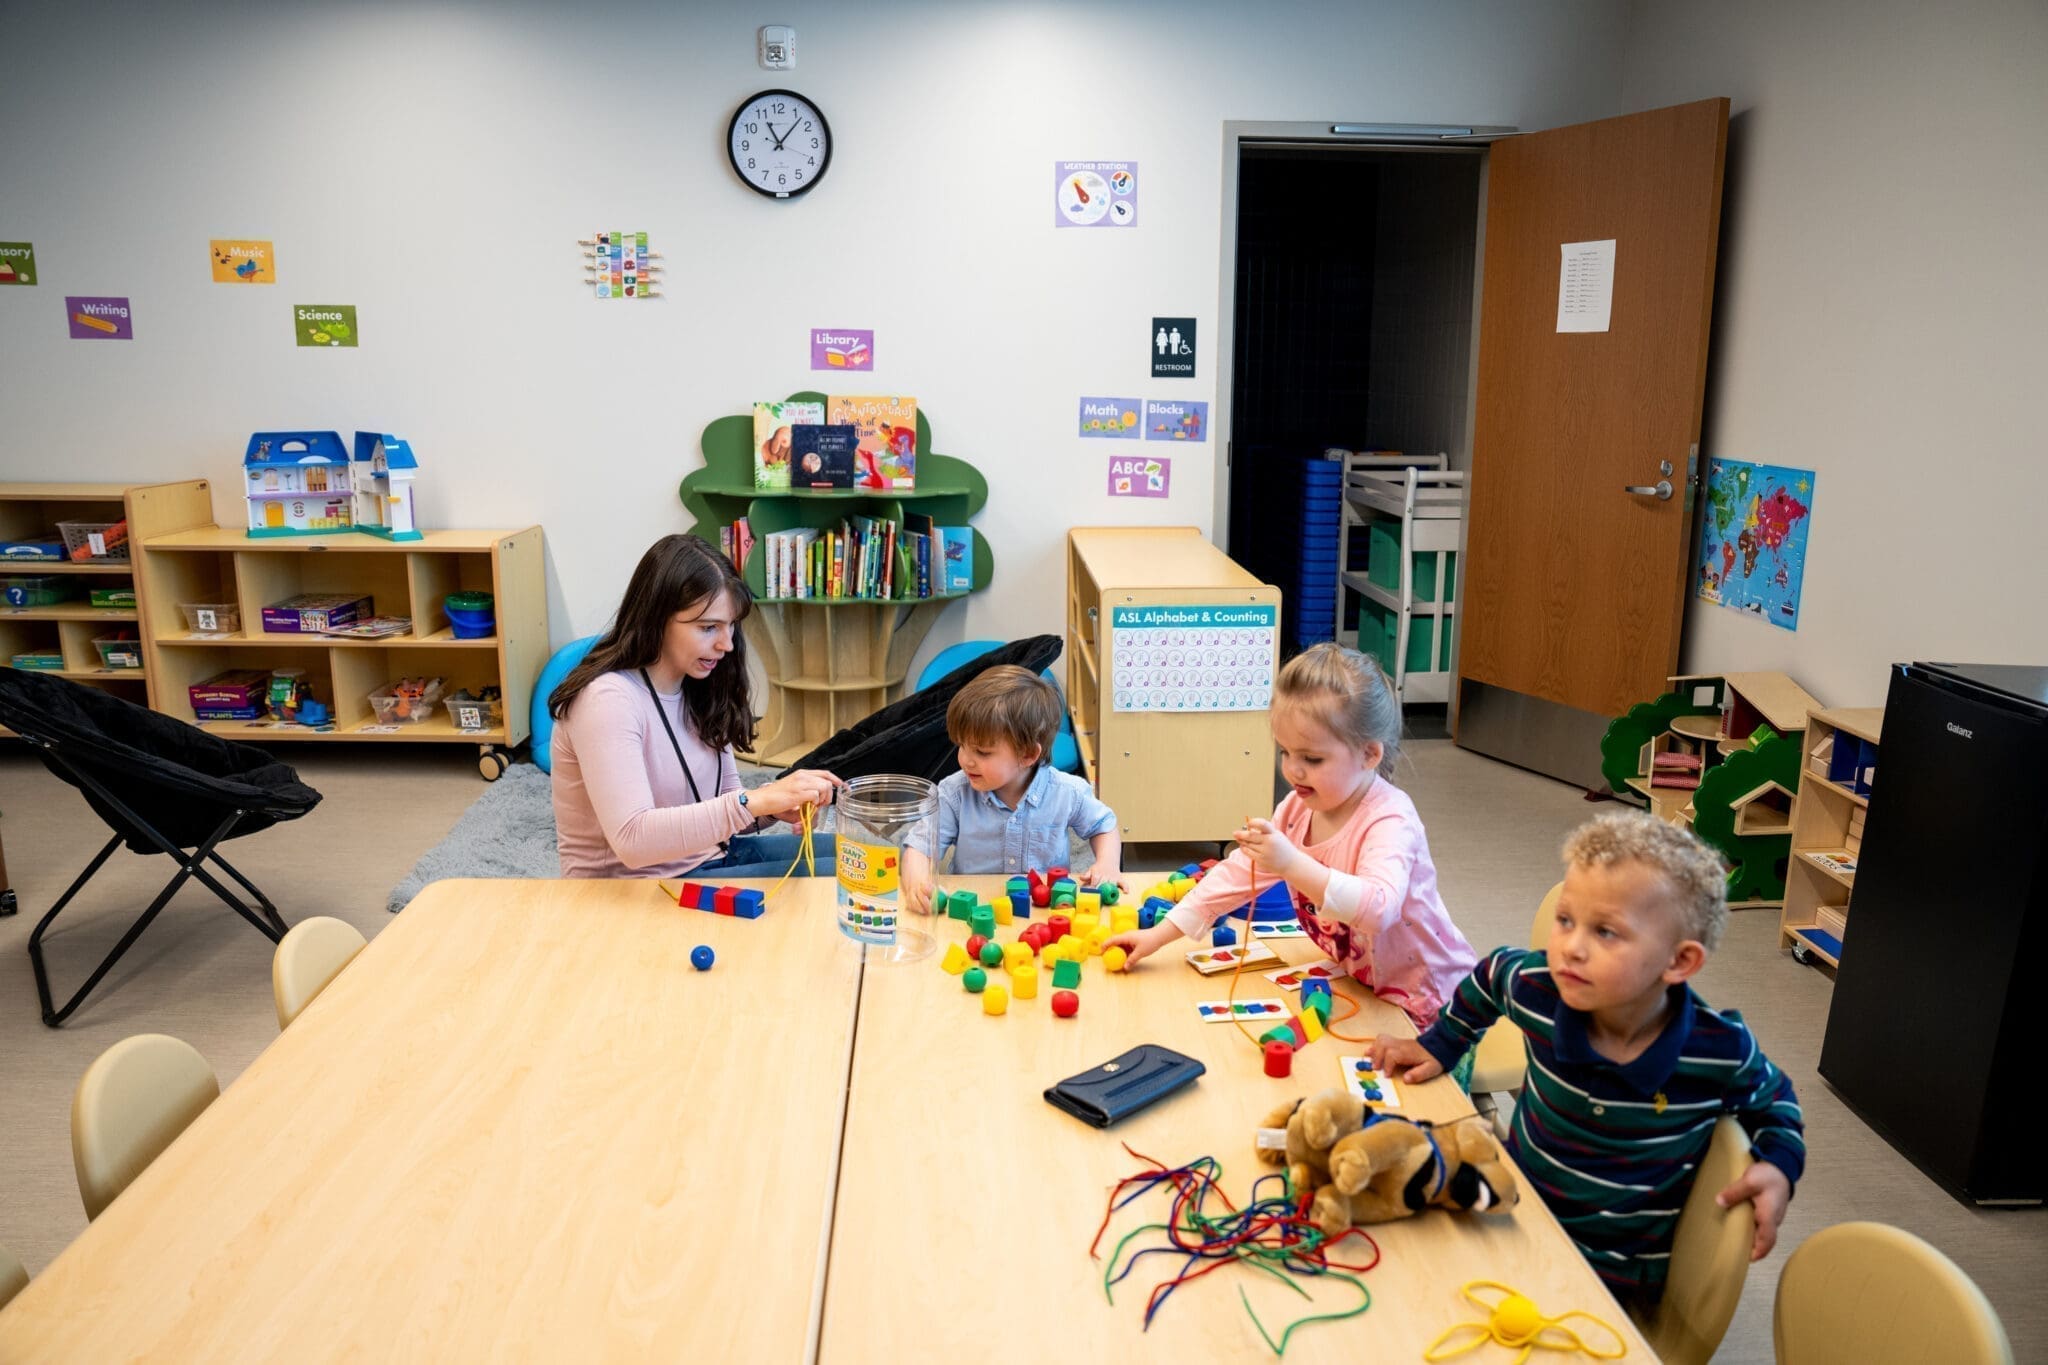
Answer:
[{"left": 639, "top": 668, "right": 730, "bottom": 857}]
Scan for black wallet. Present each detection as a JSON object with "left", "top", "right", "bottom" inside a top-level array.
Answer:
[{"left": 1044, "top": 1044, "right": 1206, "bottom": 1128}]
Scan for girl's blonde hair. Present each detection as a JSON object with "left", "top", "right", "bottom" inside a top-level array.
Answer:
[{"left": 1272, "top": 642, "right": 1402, "bottom": 770}]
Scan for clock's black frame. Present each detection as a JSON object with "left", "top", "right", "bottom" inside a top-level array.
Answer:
[{"left": 728, "top": 88, "right": 832, "bottom": 199}]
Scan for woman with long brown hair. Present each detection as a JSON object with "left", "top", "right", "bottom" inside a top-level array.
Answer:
[{"left": 549, "top": 534, "right": 842, "bottom": 878}]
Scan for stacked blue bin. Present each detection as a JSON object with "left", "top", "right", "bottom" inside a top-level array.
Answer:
[{"left": 1286, "top": 453, "right": 1345, "bottom": 651}]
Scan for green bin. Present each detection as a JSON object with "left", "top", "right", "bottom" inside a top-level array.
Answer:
[
  {"left": 1367, "top": 523, "right": 1457, "bottom": 602},
  {"left": 1357, "top": 600, "right": 1452, "bottom": 673}
]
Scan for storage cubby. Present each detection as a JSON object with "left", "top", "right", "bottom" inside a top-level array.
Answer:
[
  {"left": 137, "top": 525, "right": 545, "bottom": 777},
  {"left": 1780, "top": 706, "right": 1884, "bottom": 969},
  {"left": 2, "top": 481, "right": 213, "bottom": 733}
]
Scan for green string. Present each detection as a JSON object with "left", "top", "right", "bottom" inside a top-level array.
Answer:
[{"left": 1239, "top": 1271, "right": 1373, "bottom": 1356}]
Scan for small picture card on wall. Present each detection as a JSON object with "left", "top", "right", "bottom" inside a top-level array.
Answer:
[
  {"left": 811, "top": 328, "right": 873, "bottom": 370},
  {"left": 1145, "top": 399, "right": 1207, "bottom": 441},
  {"left": 293, "top": 304, "right": 357, "bottom": 347},
  {"left": 210, "top": 239, "right": 275, "bottom": 283},
  {"left": 1078, "top": 396, "right": 1141, "bottom": 439},
  {"left": 1107, "top": 455, "right": 1169, "bottom": 499},
  {"left": 1054, "top": 161, "right": 1137, "bottom": 228},
  {"left": 0, "top": 242, "right": 37, "bottom": 285},
  {"left": 66, "top": 296, "right": 132, "bottom": 339},
  {"left": 1150, "top": 317, "right": 1196, "bottom": 378}
]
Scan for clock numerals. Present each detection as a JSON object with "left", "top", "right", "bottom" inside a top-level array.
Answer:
[{"left": 731, "top": 89, "right": 829, "bottom": 200}]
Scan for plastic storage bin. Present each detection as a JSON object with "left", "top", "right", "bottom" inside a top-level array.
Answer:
[
  {"left": 180, "top": 602, "right": 242, "bottom": 634},
  {"left": 368, "top": 677, "right": 445, "bottom": 725},
  {"left": 92, "top": 633, "right": 144, "bottom": 670},
  {"left": 4, "top": 575, "right": 79, "bottom": 607},
  {"left": 1356, "top": 600, "right": 1452, "bottom": 674},
  {"left": 443, "top": 689, "right": 505, "bottom": 733},
  {"left": 1367, "top": 523, "right": 1457, "bottom": 601},
  {"left": 444, "top": 591, "right": 496, "bottom": 639},
  {"left": 57, "top": 520, "right": 130, "bottom": 563}
]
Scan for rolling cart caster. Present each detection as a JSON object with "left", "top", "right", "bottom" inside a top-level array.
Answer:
[
  {"left": 478, "top": 747, "right": 509, "bottom": 782},
  {"left": 0, "top": 889, "right": 16, "bottom": 917},
  {"left": 1790, "top": 942, "right": 1812, "bottom": 967}
]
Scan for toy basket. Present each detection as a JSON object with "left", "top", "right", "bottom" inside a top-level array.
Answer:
[
  {"left": 442, "top": 691, "right": 505, "bottom": 733},
  {"left": 57, "top": 520, "right": 130, "bottom": 563},
  {"left": 91, "top": 633, "right": 144, "bottom": 670},
  {"left": 368, "top": 677, "right": 445, "bottom": 725},
  {"left": 179, "top": 602, "right": 242, "bottom": 634},
  {"left": 443, "top": 591, "right": 496, "bottom": 639},
  {"left": 4, "top": 575, "right": 80, "bottom": 607}
]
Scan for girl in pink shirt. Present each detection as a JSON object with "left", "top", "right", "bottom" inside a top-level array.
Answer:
[
  {"left": 550, "top": 535, "right": 842, "bottom": 879},
  {"left": 1107, "top": 643, "right": 1476, "bottom": 1031}
]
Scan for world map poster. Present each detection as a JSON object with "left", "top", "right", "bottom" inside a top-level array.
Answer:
[{"left": 1697, "top": 458, "right": 1816, "bottom": 631}]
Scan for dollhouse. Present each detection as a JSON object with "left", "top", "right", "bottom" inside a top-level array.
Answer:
[
  {"left": 352, "top": 432, "right": 421, "bottom": 541},
  {"left": 244, "top": 431, "right": 355, "bottom": 537}
]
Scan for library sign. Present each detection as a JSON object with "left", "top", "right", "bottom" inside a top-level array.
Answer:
[{"left": 1108, "top": 604, "right": 1276, "bottom": 713}]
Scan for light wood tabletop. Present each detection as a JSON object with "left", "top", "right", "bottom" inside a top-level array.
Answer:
[
  {"left": 0, "top": 877, "right": 864, "bottom": 1364},
  {"left": 820, "top": 875, "right": 1657, "bottom": 1363}
]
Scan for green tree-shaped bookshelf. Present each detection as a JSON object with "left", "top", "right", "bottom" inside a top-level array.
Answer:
[{"left": 681, "top": 393, "right": 993, "bottom": 767}]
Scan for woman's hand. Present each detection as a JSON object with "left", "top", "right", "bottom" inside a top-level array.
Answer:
[{"left": 748, "top": 768, "right": 844, "bottom": 819}]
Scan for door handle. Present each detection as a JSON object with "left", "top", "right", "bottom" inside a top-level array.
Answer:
[{"left": 1623, "top": 481, "right": 1674, "bottom": 500}]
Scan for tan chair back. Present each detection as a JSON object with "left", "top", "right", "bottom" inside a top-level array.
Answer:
[
  {"left": 273, "top": 915, "right": 367, "bottom": 1028},
  {"left": 0, "top": 1241, "right": 28, "bottom": 1311},
  {"left": 71, "top": 1034, "right": 218, "bottom": 1221},
  {"left": 1775, "top": 1221, "right": 2013, "bottom": 1364},
  {"left": 1529, "top": 880, "right": 1562, "bottom": 949},
  {"left": 1639, "top": 1115, "right": 1756, "bottom": 1364}
]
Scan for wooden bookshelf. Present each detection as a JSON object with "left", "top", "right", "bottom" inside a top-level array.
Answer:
[{"left": 1780, "top": 705, "right": 1883, "bottom": 969}]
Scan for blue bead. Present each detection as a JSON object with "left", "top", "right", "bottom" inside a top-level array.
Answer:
[
  {"left": 1212, "top": 924, "right": 1237, "bottom": 948},
  {"left": 691, "top": 945, "right": 715, "bottom": 971}
]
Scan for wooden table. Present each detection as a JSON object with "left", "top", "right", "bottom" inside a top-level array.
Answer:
[
  {"left": 822, "top": 877, "right": 1656, "bottom": 1363},
  {"left": 0, "top": 878, "right": 864, "bottom": 1363},
  {"left": 0, "top": 875, "right": 1654, "bottom": 1362}
]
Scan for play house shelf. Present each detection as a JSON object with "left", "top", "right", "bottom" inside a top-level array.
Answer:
[
  {"left": 680, "top": 393, "right": 993, "bottom": 769},
  {"left": 1600, "top": 670, "right": 1825, "bottom": 909},
  {"left": 3, "top": 480, "right": 214, "bottom": 737},
  {"left": 136, "top": 525, "right": 546, "bottom": 777},
  {"left": 1779, "top": 706, "right": 1884, "bottom": 970}
]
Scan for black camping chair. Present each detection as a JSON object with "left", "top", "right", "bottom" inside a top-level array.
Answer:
[
  {"left": 0, "top": 670, "right": 322, "bottom": 1027},
  {"left": 779, "top": 634, "right": 1063, "bottom": 783}
]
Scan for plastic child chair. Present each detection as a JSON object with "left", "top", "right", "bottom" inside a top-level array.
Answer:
[
  {"left": 1469, "top": 883, "right": 1563, "bottom": 1094},
  {"left": 529, "top": 635, "right": 599, "bottom": 774},
  {"left": 1636, "top": 1116, "right": 1756, "bottom": 1364},
  {"left": 915, "top": 639, "right": 1081, "bottom": 775},
  {"left": 0, "top": 1242, "right": 27, "bottom": 1311},
  {"left": 272, "top": 915, "right": 369, "bottom": 1028},
  {"left": 1774, "top": 1222, "right": 2013, "bottom": 1365},
  {"left": 71, "top": 1034, "right": 219, "bottom": 1220}
]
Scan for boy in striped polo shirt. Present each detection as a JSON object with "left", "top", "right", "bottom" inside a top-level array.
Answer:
[{"left": 1369, "top": 812, "right": 1804, "bottom": 1306}]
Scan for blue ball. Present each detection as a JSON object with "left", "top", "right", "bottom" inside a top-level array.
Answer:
[
  {"left": 691, "top": 945, "right": 715, "bottom": 971},
  {"left": 1212, "top": 923, "right": 1238, "bottom": 948}
]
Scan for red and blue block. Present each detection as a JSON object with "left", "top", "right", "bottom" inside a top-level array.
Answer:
[{"left": 672, "top": 882, "right": 766, "bottom": 919}]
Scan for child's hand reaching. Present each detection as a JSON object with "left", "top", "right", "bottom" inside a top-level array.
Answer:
[
  {"left": 1235, "top": 818, "right": 1308, "bottom": 879},
  {"left": 1366, "top": 1034, "right": 1444, "bottom": 1084},
  {"left": 1717, "top": 1161, "right": 1793, "bottom": 1261},
  {"left": 1079, "top": 866, "right": 1124, "bottom": 893},
  {"left": 900, "top": 848, "right": 935, "bottom": 916},
  {"left": 1102, "top": 920, "right": 1184, "bottom": 970}
]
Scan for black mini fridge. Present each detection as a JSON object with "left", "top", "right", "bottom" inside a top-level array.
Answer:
[{"left": 1818, "top": 662, "right": 2048, "bottom": 1205}]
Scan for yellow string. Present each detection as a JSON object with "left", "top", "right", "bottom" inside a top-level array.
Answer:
[
  {"left": 760, "top": 802, "right": 818, "bottom": 902},
  {"left": 1423, "top": 1281, "right": 1627, "bottom": 1365}
]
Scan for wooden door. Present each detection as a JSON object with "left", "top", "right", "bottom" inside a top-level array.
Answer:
[{"left": 1459, "top": 98, "right": 1728, "bottom": 726}]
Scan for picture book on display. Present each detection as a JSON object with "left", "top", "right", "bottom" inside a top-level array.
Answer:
[
  {"left": 826, "top": 395, "right": 917, "bottom": 490},
  {"left": 791, "top": 424, "right": 859, "bottom": 489},
  {"left": 753, "top": 401, "right": 824, "bottom": 489},
  {"left": 763, "top": 515, "right": 956, "bottom": 602}
]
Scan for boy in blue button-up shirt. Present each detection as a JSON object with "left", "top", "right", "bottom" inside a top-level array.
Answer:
[{"left": 901, "top": 665, "right": 1122, "bottom": 913}]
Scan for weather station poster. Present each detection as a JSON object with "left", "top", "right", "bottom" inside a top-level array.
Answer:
[
  {"left": 1054, "top": 161, "right": 1137, "bottom": 228},
  {"left": 1697, "top": 459, "right": 1815, "bottom": 631},
  {"left": 210, "top": 239, "right": 275, "bottom": 283},
  {"left": 293, "top": 304, "right": 357, "bottom": 347},
  {"left": 1079, "top": 396, "right": 1141, "bottom": 438},
  {"left": 1109, "top": 604, "right": 1276, "bottom": 712}
]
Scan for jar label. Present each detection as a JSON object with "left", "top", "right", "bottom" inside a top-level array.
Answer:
[{"left": 836, "top": 838, "right": 900, "bottom": 944}]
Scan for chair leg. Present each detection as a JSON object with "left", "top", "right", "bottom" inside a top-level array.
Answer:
[{"left": 207, "top": 851, "right": 289, "bottom": 935}]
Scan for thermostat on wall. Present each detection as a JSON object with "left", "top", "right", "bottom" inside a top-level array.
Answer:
[{"left": 759, "top": 25, "right": 795, "bottom": 69}]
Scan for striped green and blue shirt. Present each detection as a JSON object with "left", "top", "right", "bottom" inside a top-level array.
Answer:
[{"left": 1419, "top": 947, "right": 1805, "bottom": 1300}]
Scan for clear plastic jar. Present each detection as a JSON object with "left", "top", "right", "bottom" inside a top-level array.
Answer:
[{"left": 834, "top": 773, "right": 938, "bottom": 964}]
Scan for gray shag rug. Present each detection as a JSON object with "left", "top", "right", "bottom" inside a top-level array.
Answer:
[{"left": 387, "top": 761, "right": 1100, "bottom": 912}]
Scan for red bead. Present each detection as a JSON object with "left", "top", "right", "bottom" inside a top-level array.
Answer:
[
  {"left": 1051, "top": 990, "right": 1080, "bottom": 1018},
  {"left": 1264, "top": 1041, "right": 1294, "bottom": 1077},
  {"left": 713, "top": 887, "right": 739, "bottom": 916},
  {"left": 1047, "top": 915, "right": 1071, "bottom": 941},
  {"left": 965, "top": 934, "right": 987, "bottom": 960}
]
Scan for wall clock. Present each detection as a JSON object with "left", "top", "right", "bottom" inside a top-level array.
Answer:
[{"left": 728, "top": 89, "right": 831, "bottom": 199}]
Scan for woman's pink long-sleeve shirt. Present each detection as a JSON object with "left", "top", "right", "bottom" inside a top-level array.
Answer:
[
  {"left": 551, "top": 671, "right": 752, "bottom": 878},
  {"left": 1165, "top": 778, "right": 1477, "bottom": 1030}
]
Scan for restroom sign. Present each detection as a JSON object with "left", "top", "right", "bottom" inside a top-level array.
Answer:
[{"left": 1150, "top": 316, "right": 1196, "bottom": 378}]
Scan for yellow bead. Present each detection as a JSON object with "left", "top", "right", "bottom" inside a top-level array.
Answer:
[
  {"left": 1077, "top": 890, "right": 1101, "bottom": 914},
  {"left": 1300, "top": 1007, "right": 1325, "bottom": 1044},
  {"left": 993, "top": 897, "right": 1014, "bottom": 926},
  {"left": 1493, "top": 1295, "right": 1545, "bottom": 1344},
  {"left": 1104, "top": 946, "right": 1128, "bottom": 973},
  {"left": 1086, "top": 926, "right": 1110, "bottom": 956},
  {"left": 940, "top": 943, "right": 969, "bottom": 975},
  {"left": 1073, "top": 911, "right": 1100, "bottom": 939},
  {"left": 1012, "top": 963, "right": 1039, "bottom": 998},
  {"left": 1004, "top": 943, "right": 1032, "bottom": 973},
  {"left": 983, "top": 984, "right": 1009, "bottom": 1016}
]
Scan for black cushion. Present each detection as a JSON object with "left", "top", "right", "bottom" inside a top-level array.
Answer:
[
  {"left": 0, "top": 669, "right": 321, "bottom": 853},
  {"left": 779, "top": 634, "right": 1063, "bottom": 783}
]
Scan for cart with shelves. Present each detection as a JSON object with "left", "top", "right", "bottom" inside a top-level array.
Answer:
[
  {"left": 1780, "top": 706, "right": 1883, "bottom": 969},
  {"left": 1066, "top": 527, "right": 1279, "bottom": 844},
  {"left": 136, "top": 526, "right": 545, "bottom": 778},
  {"left": 1337, "top": 455, "right": 1463, "bottom": 705},
  {"left": 680, "top": 393, "right": 992, "bottom": 767}
]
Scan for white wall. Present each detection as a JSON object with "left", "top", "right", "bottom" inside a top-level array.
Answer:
[
  {"left": 0, "top": 0, "right": 1628, "bottom": 678},
  {"left": 1621, "top": 0, "right": 2048, "bottom": 706}
]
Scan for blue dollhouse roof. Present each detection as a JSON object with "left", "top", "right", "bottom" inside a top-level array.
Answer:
[
  {"left": 245, "top": 430, "right": 348, "bottom": 469},
  {"left": 353, "top": 432, "right": 418, "bottom": 470}
]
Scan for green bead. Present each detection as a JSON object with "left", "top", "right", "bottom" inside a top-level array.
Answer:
[
  {"left": 979, "top": 940, "right": 1005, "bottom": 967},
  {"left": 1052, "top": 957, "right": 1081, "bottom": 989},
  {"left": 1098, "top": 883, "right": 1120, "bottom": 906},
  {"left": 963, "top": 967, "right": 987, "bottom": 993}
]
